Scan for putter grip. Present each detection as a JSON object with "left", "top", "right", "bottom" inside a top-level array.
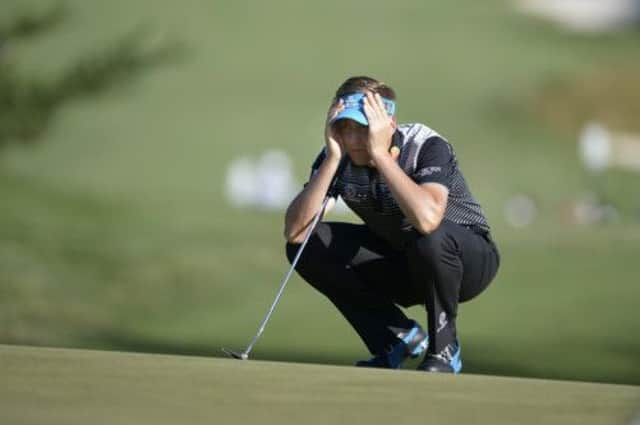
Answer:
[{"left": 326, "top": 155, "right": 348, "bottom": 198}]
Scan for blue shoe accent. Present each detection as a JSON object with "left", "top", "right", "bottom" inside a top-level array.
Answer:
[
  {"left": 356, "top": 320, "right": 428, "bottom": 369},
  {"left": 408, "top": 332, "right": 429, "bottom": 358},
  {"left": 449, "top": 343, "right": 462, "bottom": 374}
]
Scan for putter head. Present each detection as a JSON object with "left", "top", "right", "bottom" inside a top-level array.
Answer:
[{"left": 222, "top": 347, "right": 249, "bottom": 360}]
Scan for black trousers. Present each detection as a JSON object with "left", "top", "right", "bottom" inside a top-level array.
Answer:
[{"left": 285, "top": 221, "right": 500, "bottom": 356}]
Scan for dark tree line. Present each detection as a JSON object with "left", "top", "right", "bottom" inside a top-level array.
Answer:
[{"left": 0, "top": 4, "right": 182, "bottom": 149}]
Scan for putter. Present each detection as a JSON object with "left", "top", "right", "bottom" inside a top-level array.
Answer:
[{"left": 223, "top": 156, "right": 347, "bottom": 361}]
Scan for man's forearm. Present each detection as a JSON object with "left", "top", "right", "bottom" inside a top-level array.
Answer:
[
  {"left": 284, "top": 155, "right": 340, "bottom": 243},
  {"left": 372, "top": 152, "right": 445, "bottom": 234}
]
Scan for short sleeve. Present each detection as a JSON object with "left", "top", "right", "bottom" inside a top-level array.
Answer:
[
  {"left": 309, "top": 148, "right": 327, "bottom": 178},
  {"left": 303, "top": 148, "right": 327, "bottom": 187},
  {"left": 411, "top": 136, "right": 455, "bottom": 187}
]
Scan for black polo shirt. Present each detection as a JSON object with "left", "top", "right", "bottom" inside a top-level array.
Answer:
[{"left": 308, "top": 123, "right": 490, "bottom": 249}]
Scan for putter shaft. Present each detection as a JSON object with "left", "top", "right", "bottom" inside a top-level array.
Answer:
[
  {"left": 238, "top": 195, "right": 331, "bottom": 358},
  {"left": 223, "top": 156, "right": 348, "bottom": 361}
]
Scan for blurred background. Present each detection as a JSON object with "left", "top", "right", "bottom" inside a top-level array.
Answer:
[{"left": 1, "top": 0, "right": 639, "bottom": 385}]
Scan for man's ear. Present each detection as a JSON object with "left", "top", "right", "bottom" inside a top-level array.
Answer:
[{"left": 391, "top": 116, "right": 397, "bottom": 129}]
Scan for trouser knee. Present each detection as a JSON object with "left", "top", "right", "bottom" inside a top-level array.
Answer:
[
  {"left": 284, "top": 224, "right": 326, "bottom": 268},
  {"left": 406, "top": 225, "right": 462, "bottom": 315},
  {"left": 285, "top": 240, "right": 314, "bottom": 274},
  {"left": 407, "top": 225, "right": 453, "bottom": 263},
  {"left": 285, "top": 240, "right": 299, "bottom": 265},
  {"left": 284, "top": 224, "right": 331, "bottom": 285},
  {"left": 284, "top": 223, "right": 354, "bottom": 300}
]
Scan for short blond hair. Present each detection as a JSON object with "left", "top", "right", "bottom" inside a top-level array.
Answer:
[{"left": 334, "top": 76, "right": 396, "bottom": 101}]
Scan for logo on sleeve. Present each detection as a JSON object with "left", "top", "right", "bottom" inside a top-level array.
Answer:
[{"left": 415, "top": 166, "right": 442, "bottom": 177}]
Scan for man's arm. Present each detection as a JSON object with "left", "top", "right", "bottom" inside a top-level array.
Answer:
[
  {"left": 362, "top": 91, "right": 449, "bottom": 234},
  {"left": 283, "top": 155, "right": 339, "bottom": 244},
  {"left": 284, "top": 99, "right": 346, "bottom": 243},
  {"left": 373, "top": 153, "right": 448, "bottom": 234}
]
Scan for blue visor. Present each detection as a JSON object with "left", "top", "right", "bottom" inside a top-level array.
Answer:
[{"left": 331, "top": 93, "right": 396, "bottom": 126}]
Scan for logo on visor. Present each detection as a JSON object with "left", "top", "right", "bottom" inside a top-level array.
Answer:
[
  {"left": 340, "top": 93, "right": 396, "bottom": 116},
  {"left": 343, "top": 96, "right": 360, "bottom": 109}
]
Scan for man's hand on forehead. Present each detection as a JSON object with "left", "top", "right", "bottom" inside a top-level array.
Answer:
[
  {"left": 324, "top": 98, "right": 346, "bottom": 161},
  {"left": 363, "top": 91, "right": 396, "bottom": 159}
]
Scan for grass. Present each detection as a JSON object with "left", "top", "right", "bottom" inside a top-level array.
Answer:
[
  {"left": 2, "top": 345, "right": 639, "bottom": 425},
  {"left": 1, "top": 0, "right": 639, "bottom": 387}
]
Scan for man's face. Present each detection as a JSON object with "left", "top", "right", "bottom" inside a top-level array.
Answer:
[{"left": 332, "top": 119, "right": 370, "bottom": 166}]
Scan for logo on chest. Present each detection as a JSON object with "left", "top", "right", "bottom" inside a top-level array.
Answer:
[
  {"left": 341, "top": 181, "right": 395, "bottom": 209},
  {"left": 343, "top": 184, "right": 361, "bottom": 202}
]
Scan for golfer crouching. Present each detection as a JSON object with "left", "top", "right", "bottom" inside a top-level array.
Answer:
[{"left": 284, "top": 76, "right": 500, "bottom": 373}]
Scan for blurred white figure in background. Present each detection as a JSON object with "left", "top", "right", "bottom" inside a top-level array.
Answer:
[
  {"left": 504, "top": 194, "right": 538, "bottom": 228},
  {"left": 518, "top": 0, "right": 640, "bottom": 32},
  {"left": 225, "top": 150, "right": 299, "bottom": 211},
  {"left": 225, "top": 150, "right": 352, "bottom": 213},
  {"left": 573, "top": 192, "right": 619, "bottom": 224},
  {"left": 579, "top": 122, "right": 640, "bottom": 174},
  {"left": 226, "top": 157, "right": 258, "bottom": 208},
  {"left": 608, "top": 131, "right": 640, "bottom": 173},
  {"left": 255, "top": 150, "right": 296, "bottom": 210},
  {"left": 579, "top": 122, "right": 612, "bottom": 174}
]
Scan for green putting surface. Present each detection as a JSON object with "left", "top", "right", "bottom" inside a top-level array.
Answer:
[
  {"left": 2, "top": 0, "right": 640, "bottom": 386},
  {"left": 2, "top": 345, "right": 639, "bottom": 425}
]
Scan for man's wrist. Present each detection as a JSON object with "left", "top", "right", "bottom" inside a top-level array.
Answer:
[
  {"left": 370, "top": 149, "right": 392, "bottom": 166},
  {"left": 324, "top": 154, "right": 340, "bottom": 164},
  {"left": 324, "top": 153, "right": 342, "bottom": 168}
]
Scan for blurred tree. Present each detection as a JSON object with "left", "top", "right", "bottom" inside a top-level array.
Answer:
[{"left": 0, "top": 4, "right": 181, "bottom": 149}]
